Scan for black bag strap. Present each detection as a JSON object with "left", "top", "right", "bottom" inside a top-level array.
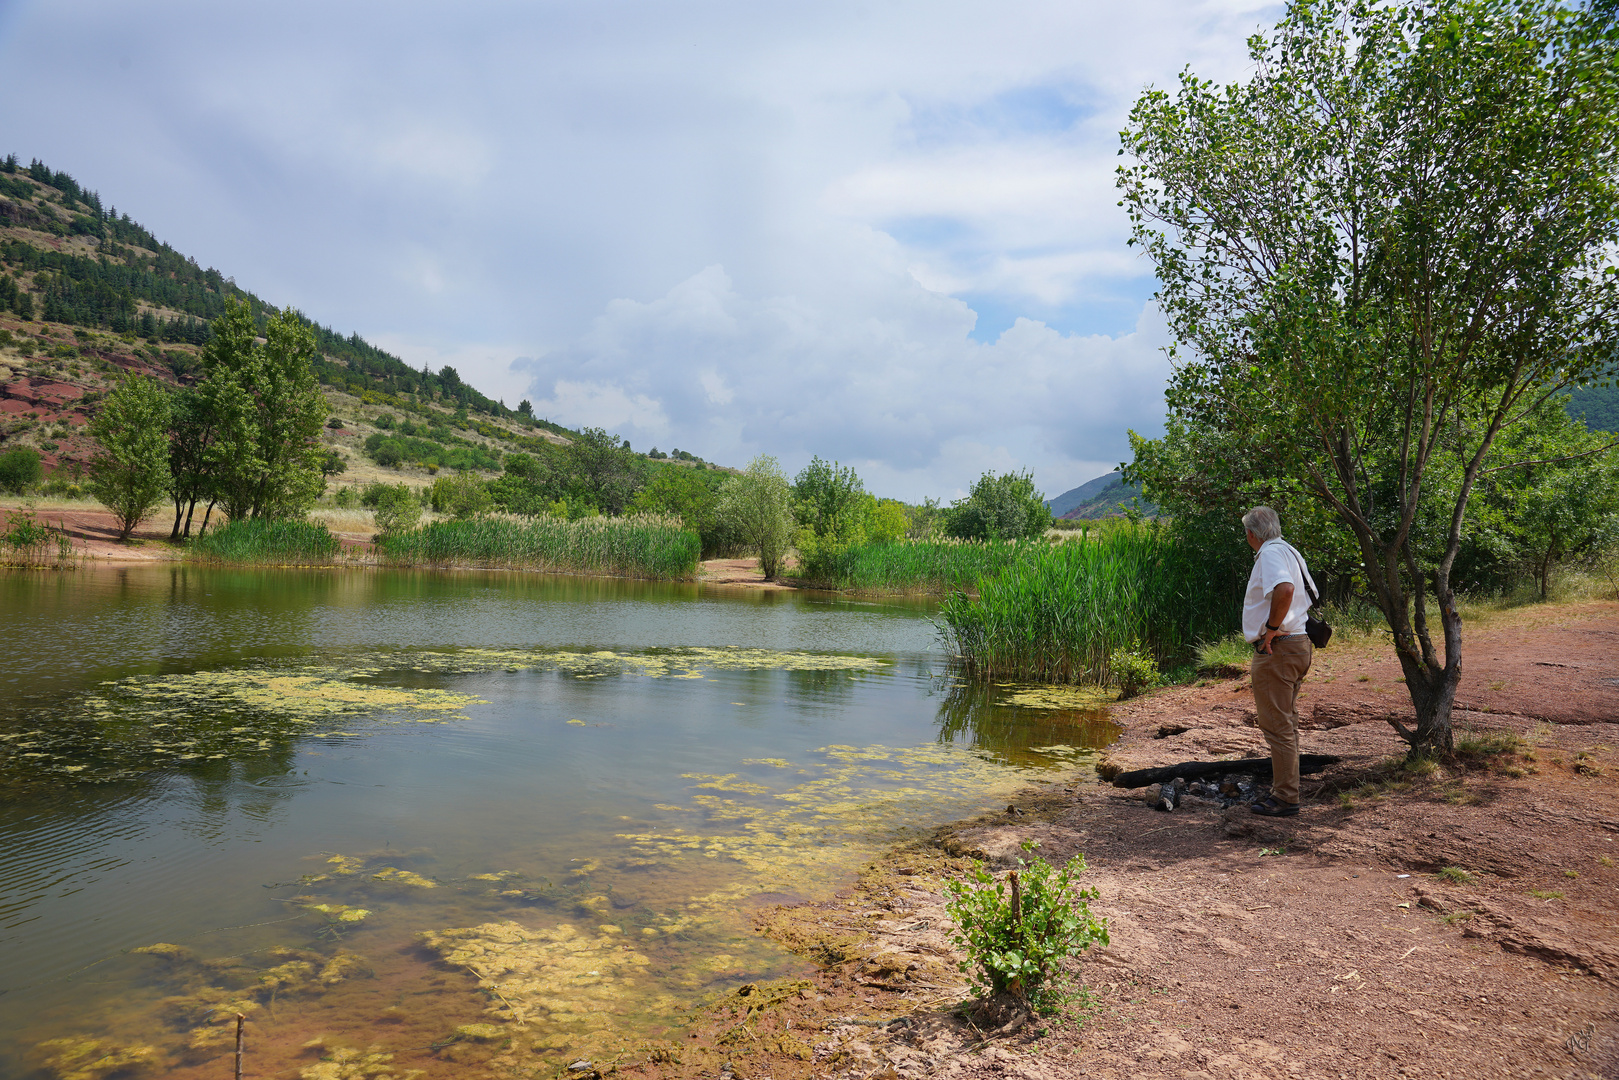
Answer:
[{"left": 1281, "top": 541, "right": 1319, "bottom": 608}]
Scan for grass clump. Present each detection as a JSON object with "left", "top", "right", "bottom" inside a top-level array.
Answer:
[
  {"left": 375, "top": 513, "right": 701, "bottom": 579},
  {"left": 1530, "top": 890, "right": 1564, "bottom": 900},
  {"left": 1194, "top": 633, "right": 1252, "bottom": 678},
  {"left": 190, "top": 518, "right": 341, "bottom": 565},
  {"left": 938, "top": 523, "right": 1232, "bottom": 687},
  {"left": 1454, "top": 728, "right": 1525, "bottom": 760},
  {"left": 1436, "top": 866, "right": 1475, "bottom": 885},
  {"left": 944, "top": 841, "right": 1109, "bottom": 1011}
]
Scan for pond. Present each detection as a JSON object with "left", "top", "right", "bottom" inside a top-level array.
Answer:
[{"left": 0, "top": 565, "right": 1116, "bottom": 1079}]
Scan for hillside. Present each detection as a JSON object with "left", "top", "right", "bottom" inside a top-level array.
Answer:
[
  {"left": 1046, "top": 471, "right": 1153, "bottom": 519},
  {"left": 0, "top": 156, "right": 726, "bottom": 487},
  {"left": 1568, "top": 382, "right": 1619, "bottom": 433}
]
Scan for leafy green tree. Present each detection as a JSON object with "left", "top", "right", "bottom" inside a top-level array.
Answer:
[
  {"left": 866, "top": 499, "right": 909, "bottom": 545},
  {"left": 567, "top": 427, "right": 643, "bottom": 513},
  {"left": 718, "top": 455, "right": 795, "bottom": 579},
  {"left": 0, "top": 447, "right": 42, "bottom": 494},
  {"left": 369, "top": 483, "right": 421, "bottom": 534},
  {"left": 431, "top": 474, "right": 492, "bottom": 519},
  {"left": 792, "top": 457, "right": 867, "bottom": 536},
  {"left": 630, "top": 463, "right": 742, "bottom": 555},
  {"left": 201, "top": 300, "right": 329, "bottom": 520},
  {"left": 1465, "top": 400, "right": 1619, "bottom": 598},
  {"left": 88, "top": 375, "right": 172, "bottom": 539},
  {"left": 944, "top": 471, "right": 1050, "bottom": 541},
  {"left": 1118, "top": 0, "right": 1619, "bottom": 753},
  {"left": 166, "top": 386, "right": 219, "bottom": 539}
]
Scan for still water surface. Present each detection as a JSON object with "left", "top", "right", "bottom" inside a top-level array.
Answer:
[{"left": 0, "top": 565, "right": 1113, "bottom": 1078}]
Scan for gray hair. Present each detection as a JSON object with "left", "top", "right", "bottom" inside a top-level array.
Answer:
[{"left": 1242, "top": 506, "right": 1282, "bottom": 542}]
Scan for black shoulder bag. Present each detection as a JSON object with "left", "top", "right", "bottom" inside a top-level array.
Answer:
[{"left": 1284, "top": 543, "right": 1333, "bottom": 649}]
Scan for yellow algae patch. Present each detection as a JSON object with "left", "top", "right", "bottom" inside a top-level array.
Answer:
[
  {"left": 396, "top": 645, "right": 887, "bottom": 679},
  {"left": 91, "top": 668, "right": 486, "bottom": 724},
  {"left": 307, "top": 904, "right": 372, "bottom": 923},
  {"left": 326, "top": 855, "right": 366, "bottom": 875},
  {"left": 418, "top": 920, "right": 657, "bottom": 1031},
  {"left": 35, "top": 1037, "right": 157, "bottom": 1080},
  {"left": 741, "top": 758, "right": 791, "bottom": 768},
  {"left": 683, "top": 773, "right": 773, "bottom": 794},
  {"left": 299, "top": 1045, "right": 423, "bottom": 1080},
  {"left": 614, "top": 742, "right": 1086, "bottom": 898},
  {"left": 370, "top": 867, "right": 437, "bottom": 888},
  {"left": 1003, "top": 684, "right": 1116, "bottom": 710}
]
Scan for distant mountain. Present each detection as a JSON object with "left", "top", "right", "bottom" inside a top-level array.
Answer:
[{"left": 1046, "top": 472, "right": 1154, "bottom": 520}]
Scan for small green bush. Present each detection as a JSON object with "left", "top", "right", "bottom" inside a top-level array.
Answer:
[
  {"left": 370, "top": 485, "right": 422, "bottom": 534},
  {"left": 0, "top": 446, "right": 43, "bottom": 494},
  {"left": 1436, "top": 866, "right": 1475, "bottom": 885},
  {"left": 944, "top": 840, "right": 1109, "bottom": 1007},
  {"left": 1110, "top": 646, "right": 1160, "bottom": 699}
]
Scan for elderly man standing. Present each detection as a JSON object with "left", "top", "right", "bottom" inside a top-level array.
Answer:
[{"left": 1243, "top": 506, "right": 1316, "bottom": 817}]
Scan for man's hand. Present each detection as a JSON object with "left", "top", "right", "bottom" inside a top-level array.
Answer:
[{"left": 1258, "top": 582, "right": 1295, "bottom": 654}]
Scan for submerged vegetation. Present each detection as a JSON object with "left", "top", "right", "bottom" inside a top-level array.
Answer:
[{"left": 374, "top": 513, "right": 701, "bottom": 579}]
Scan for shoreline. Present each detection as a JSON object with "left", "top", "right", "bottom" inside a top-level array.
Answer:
[{"left": 637, "top": 601, "right": 1619, "bottom": 1079}]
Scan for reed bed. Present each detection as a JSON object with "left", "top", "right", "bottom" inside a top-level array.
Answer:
[
  {"left": 811, "top": 538, "right": 1047, "bottom": 593},
  {"left": 190, "top": 518, "right": 342, "bottom": 564},
  {"left": 375, "top": 513, "right": 701, "bottom": 579},
  {"left": 938, "top": 524, "right": 1233, "bottom": 686}
]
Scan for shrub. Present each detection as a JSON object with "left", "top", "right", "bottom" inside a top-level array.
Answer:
[
  {"left": 430, "top": 474, "right": 492, "bottom": 519},
  {"left": 943, "top": 471, "right": 1051, "bottom": 541},
  {"left": 0, "top": 446, "right": 42, "bottom": 494},
  {"left": 370, "top": 484, "right": 422, "bottom": 534},
  {"left": 945, "top": 841, "right": 1109, "bottom": 1007},
  {"left": 1110, "top": 646, "right": 1160, "bottom": 699}
]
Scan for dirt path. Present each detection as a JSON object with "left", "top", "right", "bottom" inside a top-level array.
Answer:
[
  {"left": 699, "top": 556, "right": 801, "bottom": 590},
  {"left": 617, "top": 603, "right": 1619, "bottom": 1080}
]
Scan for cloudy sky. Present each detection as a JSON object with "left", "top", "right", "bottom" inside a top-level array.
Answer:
[{"left": 0, "top": 0, "right": 1275, "bottom": 502}]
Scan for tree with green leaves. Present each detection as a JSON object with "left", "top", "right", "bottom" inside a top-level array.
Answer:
[
  {"left": 944, "top": 471, "right": 1050, "bottom": 541},
  {"left": 718, "top": 455, "right": 795, "bottom": 579},
  {"left": 201, "top": 300, "right": 329, "bottom": 520},
  {"left": 566, "top": 426, "right": 644, "bottom": 514},
  {"left": 88, "top": 374, "right": 172, "bottom": 539},
  {"left": 166, "top": 386, "right": 219, "bottom": 539},
  {"left": 1119, "top": 0, "right": 1619, "bottom": 754},
  {"left": 0, "top": 446, "right": 42, "bottom": 495}
]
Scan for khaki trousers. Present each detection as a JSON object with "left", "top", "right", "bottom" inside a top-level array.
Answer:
[{"left": 1251, "top": 637, "right": 1313, "bottom": 804}]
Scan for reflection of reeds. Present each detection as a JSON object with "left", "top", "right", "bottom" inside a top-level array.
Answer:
[
  {"left": 938, "top": 524, "right": 1232, "bottom": 686},
  {"left": 190, "top": 518, "right": 342, "bottom": 564},
  {"left": 375, "top": 514, "right": 701, "bottom": 580},
  {"left": 933, "top": 678, "right": 1119, "bottom": 758}
]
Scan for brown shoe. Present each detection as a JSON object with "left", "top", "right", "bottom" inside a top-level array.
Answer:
[{"left": 1250, "top": 797, "right": 1299, "bottom": 817}]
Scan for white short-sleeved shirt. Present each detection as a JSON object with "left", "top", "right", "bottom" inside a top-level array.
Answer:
[{"left": 1243, "top": 539, "right": 1315, "bottom": 642}]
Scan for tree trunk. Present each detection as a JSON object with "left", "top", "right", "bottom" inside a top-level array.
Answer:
[
  {"left": 170, "top": 496, "right": 183, "bottom": 540},
  {"left": 200, "top": 500, "right": 216, "bottom": 535},
  {"left": 182, "top": 497, "right": 198, "bottom": 539}
]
